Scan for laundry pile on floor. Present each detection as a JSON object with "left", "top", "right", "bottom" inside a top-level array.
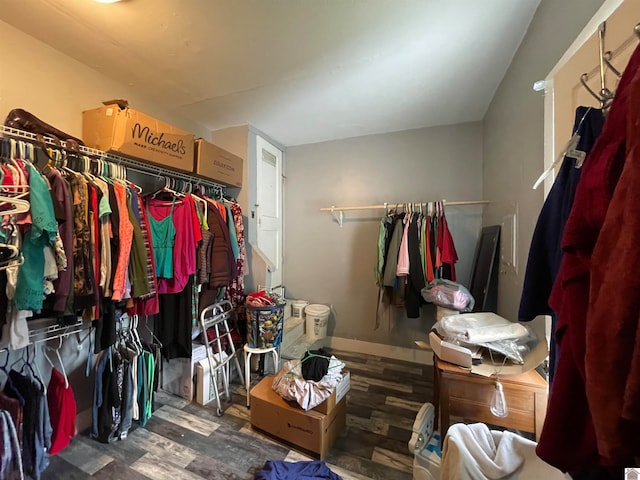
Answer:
[
  {"left": 272, "top": 348, "right": 345, "bottom": 411},
  {"left": 254, "top": 460, "right": 343, "bottom": 480}
]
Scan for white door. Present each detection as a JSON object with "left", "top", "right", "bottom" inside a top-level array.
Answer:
[{"left": 255, "top": 135, "right": 284, "bottom": 289}]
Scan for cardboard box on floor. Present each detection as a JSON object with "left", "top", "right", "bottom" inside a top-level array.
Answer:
[
  {"left": 194, "top": 138, "right": 243, "bottom": 187},
  {"left": 311, "top": 370, "right": 351, "bottom": 415},
  {"left": 82, "top": 100, "right": 194, "bottom": 172},
  {"left": 250, "top": 376, "right": 346, "bottom": 459}
]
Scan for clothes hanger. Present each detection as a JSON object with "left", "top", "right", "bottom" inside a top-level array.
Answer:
[
  {"left": 143, "top": 316, "right": 163, "bottom": 348},
  {"left": 0, "top": 350, "right": 20, "bottom": 398},
  {"left": 54, "top": 336, "right": 69, "bottom": 388},
  {"left": 532, "top": 107, "right": 593, "bottom": 189},
  {"left": 32, "top": 344, "right": 47, "bottom": 395}
]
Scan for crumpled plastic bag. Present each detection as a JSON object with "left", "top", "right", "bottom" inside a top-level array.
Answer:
[
  {"left": 272, "top": 356, "right": 345, "bottom": 411},
  {"left": 421, "top": 279, "right": 475, "bottom": 312},
  {"left": 435, "top": 313, "right": 537, "bottom": 365}
]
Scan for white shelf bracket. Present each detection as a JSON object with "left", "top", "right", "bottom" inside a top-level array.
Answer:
[{"left": 330, "top": 206, "right": 344, "bottom": 227}]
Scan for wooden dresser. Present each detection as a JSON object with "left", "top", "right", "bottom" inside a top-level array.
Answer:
[{"left": 434, "top": 355, "right": 548, "bottom": 441}]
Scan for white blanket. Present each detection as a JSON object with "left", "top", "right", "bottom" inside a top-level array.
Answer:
[
  {"left": 440, "top": 423, "right": 567, "bottom": 480},
  {"left": 440, "top": 313, "right": 530, "bottom": 343}
]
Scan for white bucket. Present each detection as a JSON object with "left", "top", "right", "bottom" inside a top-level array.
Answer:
[
  {"left": 305, "top": 304, "right": 330, "bottom": 341},
  {"left": 291, "top": 300, "right": 309, "bottom": 319}
]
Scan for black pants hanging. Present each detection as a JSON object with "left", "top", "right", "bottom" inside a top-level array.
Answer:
[{"left": 157, "top": 275, "right": 194, "bottom": 360}]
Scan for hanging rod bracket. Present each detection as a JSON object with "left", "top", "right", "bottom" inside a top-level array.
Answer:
[{"left": 330, "top": 206, "right": 344, "bottom": 227}]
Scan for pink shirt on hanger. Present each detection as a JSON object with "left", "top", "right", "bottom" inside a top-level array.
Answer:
[{"left": 152, "top": 195, "right": 202, "bottom": 294}]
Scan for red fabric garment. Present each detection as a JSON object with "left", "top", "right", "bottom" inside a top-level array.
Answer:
[
  {"left": 537, "top": 43, "right": 640, "bottom": 473},
  {"left": 586, "top": 67, "right": 640, "bottom": 467},
  {"left": 424, "top": 217, "right": 435, "bottom": 283},
  {"left": 47, "top": 368, "right": 76, "bottom": 455},
  {"left": 440, "top": 214, "right": 458, "bottom": 281}
]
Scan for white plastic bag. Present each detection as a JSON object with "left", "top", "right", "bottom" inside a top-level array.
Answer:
[{"left": 421, "top": 280, "right": 474, "bottom": 312}]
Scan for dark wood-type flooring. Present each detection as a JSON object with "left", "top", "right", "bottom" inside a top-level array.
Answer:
[{"left": 42, "top": 348, "right": 434, "bottom": 480}]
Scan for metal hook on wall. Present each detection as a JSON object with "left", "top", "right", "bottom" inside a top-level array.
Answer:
[
  {"left": 579, "top": 22, "right": 614, "bottom": 109},
  {"left": 635, "top": 23, "right": 640, "bottom": 39},
  {"left": 603, "top": 51, "right": 622, "bottom": 78}
]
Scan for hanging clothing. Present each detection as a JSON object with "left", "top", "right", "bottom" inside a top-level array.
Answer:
[
  {"left": 382, "top": 214, "right": 404, "bottom": 288},
  {"left": 147, "top": 197, "right": 176, "bottom": 279},
  {"left": 207, "top": 201, "right": 235, "bottom": 288},
  {"left": 375, "top": 214, "right": 393, "bottom": 287},
  {"left": 47, "top": 368, "right": 76, "bottom": 455},
  {"left": 68, "top": 172, "right": 95, "bottom": 311},
  {"left": 585, "top": 65, "right": 640, "bottom": 468},
  {"left": 405, "top": 214, "right": 425, "bottom": 318},
  {"left": 4, "top": 370, "right": 51, "bottom": 480},
  {"left": 158, "top": 275, "right": 194, "bottom": 360},
  {"left": 126, "top": 193, "right": 150, "bottom": 298},
  {"left": 152, "top": 195, "right": 201, "bottom": 294},
  {"left": 0, "top": 409, "right": 23, "bottom": 480},
  {"left": 536, "top": 42, "right": 640, "bottom": 475},
  {"left": 519, "top": 106, "right": 604, "bottom": 382},
  {"left": 15, "top": 164, "right": 58, "bottom": 311},
  {"left": 111, "top": 183, "right": 133, "bottom": 302},
  {"left": 439, "top": 212, "right": 458, "bottom": 281},
  {"left": 46, "top": 168, "right": 74, "bottom": 314}
]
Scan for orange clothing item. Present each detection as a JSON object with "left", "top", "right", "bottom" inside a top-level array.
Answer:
[{"left": 111, "top": 183, "right": 133, "bottom": 301}]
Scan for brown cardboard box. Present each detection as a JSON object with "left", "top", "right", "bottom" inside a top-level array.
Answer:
[
  {"left": 312, "top": 370, "right": 350, "bottom": 415},
  {"left": 194, "top": 138, "right": 243, "bottom": 187},
  {"left": 82, "top": 102, "right": 194, "bottom": 172},
  {"left": 250, "top": 376, "right": 346, "bottom": 459}
]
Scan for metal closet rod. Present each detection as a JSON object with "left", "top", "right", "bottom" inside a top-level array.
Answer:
[
  {"left": 0, "top": 125, "right": 226, "bottom": 194},
  {"left": 319, "top": 200, "right": 490, "bottom": 212}
]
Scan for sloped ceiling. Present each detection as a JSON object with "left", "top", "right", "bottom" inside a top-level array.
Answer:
[{"left": 0, "top": 0, "right": 541, "bottom": 146}]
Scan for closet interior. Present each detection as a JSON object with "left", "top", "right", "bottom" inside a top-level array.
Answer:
[{"left": 0, "top": 1, "right": 638, "bottom": 479}]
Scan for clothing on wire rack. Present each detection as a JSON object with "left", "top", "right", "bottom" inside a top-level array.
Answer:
[
  {"left": 91, "top": 316, "right": 160, "bottom": 442},
  {"left": 0, "top": 409, "right": 23, "bottom": 480},
  {"left": 3, "top": 365, "right": 51, "bottom": 480},
  {"left": 376, "top": 203, "right": 459, "bottom": 322},
  {"left": 47, "top": 367, "right": 76, "bottom": 455},
  {"left": 0, "top": 126, "right": 248, "bottom": 362}
]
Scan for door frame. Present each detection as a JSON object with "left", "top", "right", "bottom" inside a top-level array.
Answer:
[
  {"left": 247, "top": 125, "right": 286, "bottom": 290},
  {"left": 542, "top": 0, "right": 624, "bottom": 193}
]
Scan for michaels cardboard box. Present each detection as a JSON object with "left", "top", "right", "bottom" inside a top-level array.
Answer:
[
  {"left": 194, "top": 138, "right": 243, "bottom": 187},
  {"left": 82, "top": 100, "right": 194, "bottom": 172},
  {"left": 250, "top": 376, "right": 346, "bottom": 459}
]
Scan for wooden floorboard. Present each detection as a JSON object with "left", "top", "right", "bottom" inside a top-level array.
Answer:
[{"left": 42, "top": 346, "right": 430, "bottom": 480}]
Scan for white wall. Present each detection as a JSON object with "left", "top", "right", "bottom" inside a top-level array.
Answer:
[
  {"left": 285, "top": 123, "right": 483, "bottom": 348},
  {"left": 0, "top": 19, "right": 211, "bottom": 430},
  {"left": 0, "top": 20, "right": 209, "bottom": 140},
  {"left": 210, "top": 125, "right": 268, "bottom": 293},
  {"left": 482, "top": 0, "right": 605, "bottom": 326}
]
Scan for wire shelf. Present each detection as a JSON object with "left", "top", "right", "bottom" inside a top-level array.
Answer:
[{"left": 0, "top": 124, "right": 227, "bottom": 197}]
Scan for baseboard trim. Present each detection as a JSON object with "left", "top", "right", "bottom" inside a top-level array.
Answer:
[{"left": 325, "top": 336, "right": 433, "bottom": 365}]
